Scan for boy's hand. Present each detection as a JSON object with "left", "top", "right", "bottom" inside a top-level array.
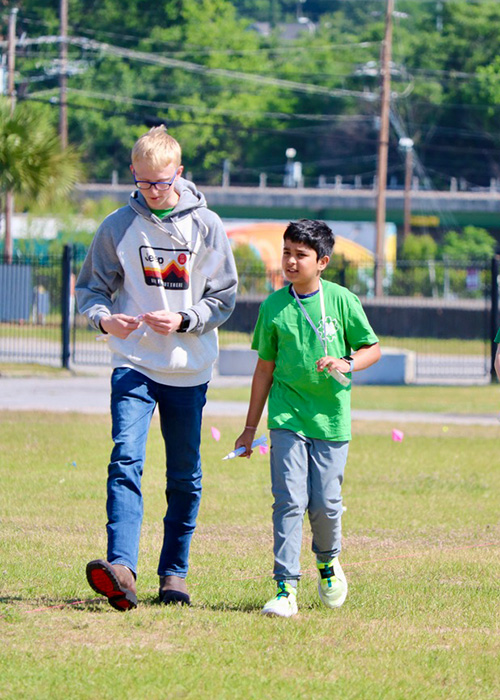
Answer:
[
  {"left": 100, "top": 314, "right": 142, "bottom": 339},
  {"left": 234, "top": 427, "right": 257, "bottom": 459},
  {"left": 316, "top": 355, "right": 350, "bottom": 375},
  {"left": 142, "top": 310, "right": 183, "bottom": 335}
]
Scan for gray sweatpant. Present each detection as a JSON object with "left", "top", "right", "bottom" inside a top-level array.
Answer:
[{"left": 269, "top": 428, "right": 349, "bottom": 583}]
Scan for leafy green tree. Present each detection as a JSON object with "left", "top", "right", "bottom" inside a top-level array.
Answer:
[
  {"left": 392, "top": 1, "right": 500, "bottom": 187},
  {"left": 79, "top": 196, "right": 123, "bottom": 221},
  {"left": 146, "top": 0, "right": 300, "bottom": 182},
  {"left": 0, "top": 98, "right": 81, "bottom": 256},
  {"left": 66, "top": 56, "right": 145, "bottom": 182},
  {"left": 232, "top": 243, "right": 269, "bottom": 294},
  {"left": 16, "top": 0, "right": 183, "bottom": 41},
  {"left": 11, "top": 0, "right": 500, "bottom": 192},
  {"left": 0, "top": 98, "right": 81, "bottom": 205},
  {"left": 399, "top": 233, "right": 438, "bottom": 261},
  {"left": 391, "top": 233, "right": 438, "bottom": 297},
  {"left": 440, "top": 226, "right": 496, "bottom": 262},
  {"left": 234, "top": 0, "right": 287, "bottom": 23}
]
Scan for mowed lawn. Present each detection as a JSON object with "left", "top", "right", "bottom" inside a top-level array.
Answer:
[
  {"left": 207, "top": 382, "right": 500, "bottom": 415},
  {"left": 0, "top": 410, "right": 499, "bottom": 700}
]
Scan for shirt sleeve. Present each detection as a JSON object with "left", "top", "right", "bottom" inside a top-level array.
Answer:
[
  {"left": 251, "top": 300, "right": 278, "bottom": 361},
  {"left": 343, "top": 293, "right": 379, "bottom": 351},
  {"left": 75, "top": 218, "right": 125, "bottom": 331}
]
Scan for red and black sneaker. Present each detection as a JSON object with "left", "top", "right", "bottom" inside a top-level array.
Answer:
[{"left": 86, "top": 559, "right": 137, "bottom": 611}]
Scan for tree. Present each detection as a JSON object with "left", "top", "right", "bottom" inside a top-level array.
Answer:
[
  {"left": 389, "top": 233, "right": 438, "bottom": 297},
  {"left": 399, "top": 233, "right": 437, "bottom": 261},
  {"left": 440, "top": 226, "right": 496, "bottom": 262},
  {"left": 232, "top": 243, "right": 269, "bottom": 294},
  {"left": 0, "top": 98, "right": 82, "bottom": 258},
  {"left": 11, "top": 0, "right": 500, "bottom": 191},
  {"left": 392, "top": 1, "right": 500, "bottom": 188}
]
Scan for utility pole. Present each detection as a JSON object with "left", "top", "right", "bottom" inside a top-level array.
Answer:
[
  {"left": 59, "top": 0, "right": 68, "bottom": 149},
  {"left": 4, "top": 6, "right": 18, "bottom": 264},
  {"left": 374, "top": 0, "right": 394, "bottom": 297}
]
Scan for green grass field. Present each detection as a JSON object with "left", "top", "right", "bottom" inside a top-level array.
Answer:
[
  {"left": 0, "top": 325, "right": 491, "bottom": 355},
  {"left": 1, "top": 410, "right": 499, "bottom": 699},
  {"left": 208, "top": 382, "right": 500, "bottom": 415},
  {"left": 218, "top": 333, "right": 490, "bottom": 356}
]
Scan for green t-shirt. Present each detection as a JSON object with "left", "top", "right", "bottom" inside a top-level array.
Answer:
[
  {"left": 495, "top": 328, "right": 500, "bottom": 343},
  {"left": 150, "top": 207, "right": 175, "bottom": 219},
  {"left": 252, "top": 280, "right": 378, "bottom": 441}
]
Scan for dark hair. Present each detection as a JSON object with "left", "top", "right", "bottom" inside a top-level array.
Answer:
[{"left": 283, "top": 219, "right": 335, "bottom": 260}]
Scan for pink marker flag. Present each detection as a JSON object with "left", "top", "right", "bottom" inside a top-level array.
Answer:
[
  {"left": 259, "top": 445, "right": 269, "bottom": 455},
  {"left": 392, "top": 429, "right": 404, "bottom": 442},
  {"left": 211, "top": 426, "right": 221, "bottom": 442}
]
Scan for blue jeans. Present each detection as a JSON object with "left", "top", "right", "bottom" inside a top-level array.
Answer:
[{"left": 106, "top": 367, "right": 207, "bottom": 579}]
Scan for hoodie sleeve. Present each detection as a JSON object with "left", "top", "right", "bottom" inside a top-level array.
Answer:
[
  {"left": 75, "top": 209, "right": 132, "bottom": 331},
  {"left": 185, "top": 210, "right": 238, "bottom": 335}
]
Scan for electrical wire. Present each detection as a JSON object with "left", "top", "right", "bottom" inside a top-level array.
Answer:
[{"left": 0, "top": 35, "right": 386, "bottom": 101}]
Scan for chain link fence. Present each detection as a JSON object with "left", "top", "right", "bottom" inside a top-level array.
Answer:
[{"left": 0, "top": 248, "right": 496, "bottom": 383}]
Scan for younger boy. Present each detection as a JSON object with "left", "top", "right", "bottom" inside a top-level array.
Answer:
[
  {"left": 76, "top": 126, "right": 237, "bottom": 610},
  {"left": 235, "top": 219, "right": 380, "bottom": 617}
]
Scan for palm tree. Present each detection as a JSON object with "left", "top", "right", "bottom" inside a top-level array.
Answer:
[{"left": 0, "top": 98, "right": 82, "bottom": 261}]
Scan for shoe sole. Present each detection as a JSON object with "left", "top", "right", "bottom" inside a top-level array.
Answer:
[
  {"left": 261, "top": 609, "right": 298, "bottom": 618},
  {"left": 261, "top": 601, "right": 298, "bottom": 617},
  {"left": 86, "top": 559, "right": 137, "bottom": 611},
  {"left": 159, "top": 589, "right": 191, "bottom": 606}
]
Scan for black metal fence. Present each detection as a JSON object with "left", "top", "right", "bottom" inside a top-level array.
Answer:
[
  {"left": 0, "top": 248, "right": 73, "bottom": 367},
  {"left": 0, "top": 247, "right": 497, "bottom": 383}
]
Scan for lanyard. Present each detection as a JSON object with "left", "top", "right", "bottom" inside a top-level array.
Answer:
[{"left": 291, "top": 280, "right": 328, "bottom": 356}]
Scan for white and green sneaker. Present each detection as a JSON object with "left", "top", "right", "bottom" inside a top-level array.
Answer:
[
  {"left": 262, "top": 581, "right": 298, "bottom": 617},
  {"left": 317, "top": 557, "right": 347, "bottom": 609}
]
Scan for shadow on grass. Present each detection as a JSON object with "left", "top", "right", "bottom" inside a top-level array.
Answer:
[
  {"left": 138, "top": 594, "right": 263, "bottom": 613},
  {"left": 0, "top": 595, "right": 107, "bottom": 613},
  {"left": 1, "top": 595, "right": 278, "bottom": 615},
  {"left": 198, "top": 601, "right": 264, "bottom": 613},
  {"left": 0, "top": 596, "right": 24, "bottom": 604}
]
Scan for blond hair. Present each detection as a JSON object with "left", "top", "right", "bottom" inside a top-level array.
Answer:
[{"left": 131, "top": 125, "right": 182, "bottom": 169}]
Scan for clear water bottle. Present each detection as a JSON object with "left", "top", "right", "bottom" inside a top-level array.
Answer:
[{"left": 326, "top": 367, "right": 351, "bottom": 387}]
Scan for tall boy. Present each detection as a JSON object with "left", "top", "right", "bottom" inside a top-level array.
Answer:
[
  {"left": 235, "top": 219, "right": 380, "bottom": 617},
  {"left": 76, "top": 126, "right": 237, "bottom": 610}
]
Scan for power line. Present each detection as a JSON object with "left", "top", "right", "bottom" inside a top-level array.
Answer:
[
  {"left": 19, "top": 93, "right": 355, "bottom": 140},
  {"left": 2, "top": 34, "right": 381, "bottom": 101},
  {"left": 24, "top": 85, "right": 376, "bottom": 125}
]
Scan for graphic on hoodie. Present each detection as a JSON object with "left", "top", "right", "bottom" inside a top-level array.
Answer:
[{"left": 140, "top": 245, "right": 190, "bottom": 290}]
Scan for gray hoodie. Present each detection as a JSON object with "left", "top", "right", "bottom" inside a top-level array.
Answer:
[{"left": 76, "top": 178, "right": 238, "bottom": 386}]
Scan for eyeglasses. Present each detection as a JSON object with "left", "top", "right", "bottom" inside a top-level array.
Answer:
[{"left": 133, "top": 169, "right": 179, "bottom": 191}]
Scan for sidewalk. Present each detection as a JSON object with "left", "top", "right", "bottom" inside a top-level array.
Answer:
[
  {"left": 0, "top": 370, "right": 498, "bottom": 425},
  {"left": 0, "top": 371, "right": 248, "bottom": 416}
]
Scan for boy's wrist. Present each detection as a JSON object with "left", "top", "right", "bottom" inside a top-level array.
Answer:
[
  {"left": 98, "top": 316, "right": 111, "bottom": 334},
  {"left": 341, "top": 355, "right": 354, "bottom": 372},
  {"left": 176, "top": 311, "right": 191, "bottom": 333}
]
